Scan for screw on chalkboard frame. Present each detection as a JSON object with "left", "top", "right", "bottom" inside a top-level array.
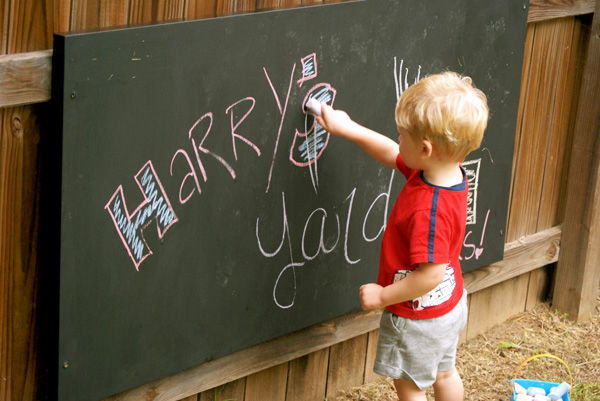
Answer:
[
  {"left": 63, "top": 361, "right": 69, "bottom": 369},
  {"left": 70, "top": 91, "right": 76, "bottom": 99}
]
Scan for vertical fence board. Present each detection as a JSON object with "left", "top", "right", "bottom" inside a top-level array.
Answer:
[
  {"left": 555, "top": 14, "right": 592, "bottom": 225},
  {"left": 71, "top": 0, "right": 100, "bottom": 30},
  {"left": 216, "top": 0, "right": 234, "bottom": 15},
  {"left": 459, "top": 295, "right": 470, "bottom": 345},
  {"left": 507, "top": 23, "right": 535, "bottom": 240},
  {"left": 553, "top": 3, "right": 600, "bottom": 322},
  {"left": 5, "top": 0, "right": 52, "bottom": 52},
  {"left": 71, "top": 0, "right": 127, "bottom": 30},
  {"left": 325, "top": 333, "right": 368, "bottom": 399},
  {"left": 153, "top": 0, "right": 185, "bottom": 21},
  {"left": 128, "top": 0, "right": 186, "bottom": 24},
  {"left": 363, "top": 329, "right": 383, "bottom": 385},
  {"left": 0, "top": 107, "right": 9, "bottom": 401},
  {"left": 509, "top": 20, "right": 555, "bottom": 239},
  {"left": 54, "top": 0, "right": 72, "bottom": 34},
  {"left": 507, "top": 20, "right": 567, "bottom": 241},
  {"left": 99, "top": 0, "right": 127, "bottom": 27},
  {"left": 279, "top": 0, "right": 303, "bottom": 7},
  {"left": 244, "top": 362, "right": 289, "bottom": 401},
  {"left": 1, "top": 1, "right": 54, "bottom": 400},
  {"left": 465, "top": 273, "right": 530, "bottom": 340},
  {"left": 128, "top": 0, "right": 153, "bottom": 23},
  {"left": 257, "top": 0, "right": 286, "bottom": 10},
  {"left": 285, "top": 348, "right": 329, "bottom": 401},
  {"left": 199, "top": 378, "right": 246, "bottom": 401},
  {"left": 0, "top": 105, "right": 42, "bottom": 401},
  {"left": 1, "top": 0, "right": 7, "bottom": 54},
  {"left": 536, "top": 18, "right": 576, "bottom": 231},
  {"left": 185, "top": 0, "right": 218, "bottom": 19}
]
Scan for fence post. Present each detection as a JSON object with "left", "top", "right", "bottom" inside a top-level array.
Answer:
[{"left": 552, "top": 3, "right": 600, "bottom": 322}]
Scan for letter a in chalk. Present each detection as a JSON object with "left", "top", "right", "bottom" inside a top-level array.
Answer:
[{"left": 105, "top": 160, "right": 178, "bottom": 271}]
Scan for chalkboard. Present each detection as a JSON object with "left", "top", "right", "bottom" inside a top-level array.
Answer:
[{"left": 51, "top": 1, "right": 529, "bottom": 399}]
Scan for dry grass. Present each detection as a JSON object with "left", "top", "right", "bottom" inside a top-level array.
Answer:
[{"left": 335, "top": 291, "right": 600, "bottom": 401}]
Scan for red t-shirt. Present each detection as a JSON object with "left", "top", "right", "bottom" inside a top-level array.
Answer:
[{"left": 378, "top": 153, "right": 466, "bottom": 319}]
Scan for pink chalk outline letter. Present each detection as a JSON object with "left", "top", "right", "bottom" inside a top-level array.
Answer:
[
  {"left": 290, "top": 83, "right": 337, "bottom": 167},
  {"left": 297, "top": 53, "right": 318, "bottom": 87},
  {"left": 105, "top": 161, "right": 178, "bottom": 271}
]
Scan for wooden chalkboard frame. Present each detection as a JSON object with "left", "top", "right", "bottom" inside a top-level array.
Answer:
[{"left": 50, "top": 1, "right": 529, "bottom": 400}]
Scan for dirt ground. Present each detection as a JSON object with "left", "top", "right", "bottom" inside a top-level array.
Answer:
[{"left": 335, "top": 291, "right": 600, "bottom": 401}]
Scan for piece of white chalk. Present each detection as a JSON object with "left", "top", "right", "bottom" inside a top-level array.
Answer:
[
  {"left": 527, "top": 387, "right": 546, "bottom": 397},
  {"left": 305, "top": 98, "right": 322, "bottom": 117},
  {"left": 548, "top": 382, "right": 571, "bottom": 400},
  {"left": 516, "top": 394, "right": 533, "bottom": 401},
  {"left": 515, "top": 382, "right": 528, "bottom": 395}
]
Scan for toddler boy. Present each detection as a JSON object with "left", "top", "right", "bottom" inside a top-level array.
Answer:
[{"left": 316, "top": 72, "right": 489, "bottom": 400}]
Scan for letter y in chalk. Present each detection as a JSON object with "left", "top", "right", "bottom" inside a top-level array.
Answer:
[{"left": 105, "top": 161, "right": 178, "bottom": 271}]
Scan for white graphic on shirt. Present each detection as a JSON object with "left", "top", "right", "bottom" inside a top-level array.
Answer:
[{"left": 393, "top": 265, "right": 456, "bottom": 310}]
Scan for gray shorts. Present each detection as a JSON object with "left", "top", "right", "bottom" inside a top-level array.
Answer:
[{"left": 373, "top": 290, "right": 468, "bottom": 390}]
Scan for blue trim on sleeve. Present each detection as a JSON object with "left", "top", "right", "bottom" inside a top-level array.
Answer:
[{"left": 428, "top": 188, "right": 440, "bottom": 263}]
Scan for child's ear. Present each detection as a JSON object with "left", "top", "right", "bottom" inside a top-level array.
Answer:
[{"left": 421, "top": 139, "right": 433, "bottom": 159}]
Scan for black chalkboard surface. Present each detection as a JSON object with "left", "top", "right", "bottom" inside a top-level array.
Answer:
[{"left": 52, "top": 1, "right": 528, "bottom": 399}]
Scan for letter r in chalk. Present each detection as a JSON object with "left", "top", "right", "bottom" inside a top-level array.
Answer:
[{"left": 105, "top": 161, "right": 178, "bottom": 271}]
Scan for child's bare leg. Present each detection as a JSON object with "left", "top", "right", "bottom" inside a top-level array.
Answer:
[
  {"left": 432, "top": 368, "right": 464, "bottom": 401},
  {"left": 393, "top": 378, "right": 427, "bottom": 401}
]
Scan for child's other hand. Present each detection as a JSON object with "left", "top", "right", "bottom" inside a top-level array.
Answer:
[
  {"left": 359, "top": 283, "right": 385, "bottom": 310},
  {"left": 316, "top": 104, "right": 354, "bottom": 137}
]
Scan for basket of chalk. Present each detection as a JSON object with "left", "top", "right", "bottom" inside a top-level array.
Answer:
[{"left": 511, "top": 353, "right": 572, "bottom": 401}]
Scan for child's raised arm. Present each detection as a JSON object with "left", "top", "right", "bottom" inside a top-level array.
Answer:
[{"left": 316, "top": 104, "right": 399, "bottom": 170}]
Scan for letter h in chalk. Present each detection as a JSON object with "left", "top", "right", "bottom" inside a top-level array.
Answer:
[{"left": 105, "top": 160, "right": 178, "bottom": 271}]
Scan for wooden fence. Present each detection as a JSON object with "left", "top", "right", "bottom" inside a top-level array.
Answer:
[{"left": 1, "top": 1, "right": 598, "bottom": 400}]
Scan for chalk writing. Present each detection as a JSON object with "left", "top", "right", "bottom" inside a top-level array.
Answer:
[
  {"left": 393, "top": 57, "right": 421, "bottom": 101},
  {"left": 363, "top": 170, "right": 395, "bottom": 242},
  {"left": 168, "top": 110, "right": 242, "bottom": 207},
  {"left": 104, "top": 52, "right": 491, "bottom": 305},
  {"left": 105, "top": 161, "right": 178, "bottom": 271},
  {"left": 265, "top": 53, "right": 337, "bottom": 193},
  {"left": 297, "top": 53, "right": 317, "bottom": 86},
  {"left": 226, "top": 97, "right": 261, "bottom": 161},
  {"left": 293, "top": 84, "right": 336, "bottom": 167},
  {"left": 292, "top": 83, "right": 337, "bottom": 193},
  {"left": 461, "top": 209, "right": 490, "bottom": 261},
  {"left": 256, "top": 170, "right": 395, "bottom": 308},
  {"left": 264, "top": 63, "right": 296, "bottom": 193},
  {"left": 109, "top": 53, "right": 338, "bottom": 269},
  {"left": 462, "top": 158, "right": 481, "bottom": 225}
]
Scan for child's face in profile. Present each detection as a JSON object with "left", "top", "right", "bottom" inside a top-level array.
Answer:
[{"left": 397, "top": 126, "right": 422, "bottom": 170}]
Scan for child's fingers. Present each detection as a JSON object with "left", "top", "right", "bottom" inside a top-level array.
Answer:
[
  {"left": 316, "top": 104, "right": 330, "bottom": 128},
  {"left": 317, "top": 104, "right": 333, "bottom": 129}
]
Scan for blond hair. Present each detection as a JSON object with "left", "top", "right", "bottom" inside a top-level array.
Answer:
[{"left": 395, "top": 71, "right": 489, "bottom": 161}]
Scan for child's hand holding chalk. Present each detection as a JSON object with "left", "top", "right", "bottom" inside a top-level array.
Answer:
[
  {"left": 305, "top": 98, "right": 322, "bottom": 117},
  {"left": 315, "top": 103, "right": 354, "bottom": 139}
]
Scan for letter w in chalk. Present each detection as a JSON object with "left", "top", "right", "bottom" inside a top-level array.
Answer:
[{"left": 105, "top": 161, "right": 178, "bottom": 271}]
